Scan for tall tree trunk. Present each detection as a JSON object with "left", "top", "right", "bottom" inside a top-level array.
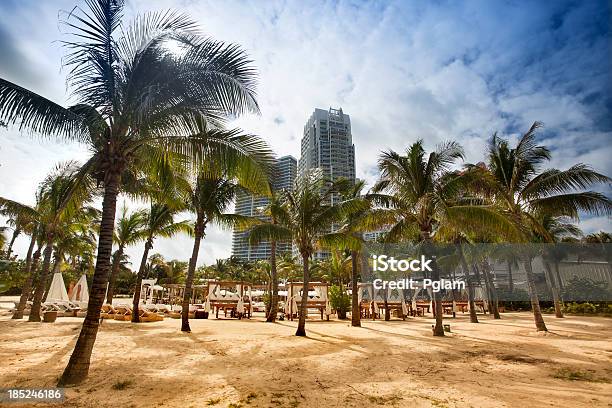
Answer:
[
  {"left": 544, "top": 261, "right": 563, "bottom": 318},
  {"left": 383, "top": 287, "right": 390, "bottom": 321},
  {"left": 29, "top": 235, "right": 54, "bottom": 322},
  {"left": 132, "top": 238, "right": 152, "bottom": 323},
  {"left": 182, "top": 218, "right": 204, "bottom": 332},
  {"left": 6, "top": 228, "right": 20, "bottom": 258},
  {"left": 431, "top": 257, "right": 445, "bottom": 336},
  {"left": 350, "top": 250, "right": 361, "bottom": 327},
  {"left": 296, "top": 253, "right": 310, "bottom": 336},
  {"left": 12, "top": 237, "right": 38, "bottom": 319},
  {"left": 553, "top": 261, "right": 563, "bottom": 291},
  {"left": 523, "top": 257, "right": 547, "bottom": 331},
  {"left": 266, "top": 239, "right": 278, "bottom": 323},
  {"left": 106, "top": 246, "right": 124, "bottom": 305},
  {"left": 481, "top": 261, "right": 500, "bottom": 319},
  {"left": 458, "top": 245, "right": 478, "bottom": 323},
  {"left": 507, "top": 261, "right": 513, "bottom": 293},
  {"left": 58, "top": 171, "right": 120, "bottom": 386}
]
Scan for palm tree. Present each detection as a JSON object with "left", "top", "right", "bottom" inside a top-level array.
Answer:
[
  {"left": 471, "top": 122, "right": 612, "bottom": 331},
  {"left": 2, "top": 163, "right": 93, "bottom": 321},
  {"left": 107, "top": 205, "right": 146, "bottom": 304},
  {"left": 252, "top": 189, "right": 286, "bottom": 323},
  {"left": 180, "top": 174, "right": 255, "bottom": 332},
  {"left": 248, "top": 170, "right": 365, "bottom": 336},
  {"left": 372, "top": 140, "right": 515, "bottom": 336},
  {"left": 0, "top": 0, "right": 270, "bottom": 384},
  {"left": 132, "top": 202, "right": 191, "bottom": 322}
]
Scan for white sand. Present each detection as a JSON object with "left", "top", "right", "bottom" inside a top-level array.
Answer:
[{"left": 0, "top": 312, "right": 610, "bottom": 407}]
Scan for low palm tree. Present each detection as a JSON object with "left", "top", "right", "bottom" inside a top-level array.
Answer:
[
  {"left": 132, "top": 202, "right": 192, "bottom": 322},
  {"left": 372, "top": 140, "right": 516, "bottom": 336},
  {"left": 470, "top": 122, "right": 612, "bottom": 331},
  {"left": 107, "top": 205, "right": 146, "bottom": 304},
  {"left": 249, "top": 170, "right": 365, "bottom": 336}
]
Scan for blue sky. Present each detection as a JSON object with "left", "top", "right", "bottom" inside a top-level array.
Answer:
[{"left": 0, "top": 0, "right": 610, "bottom": 264}]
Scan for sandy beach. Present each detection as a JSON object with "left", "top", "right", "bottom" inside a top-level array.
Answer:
[{"left": 0, "top": 311, "right": 610, "bottom": 408}]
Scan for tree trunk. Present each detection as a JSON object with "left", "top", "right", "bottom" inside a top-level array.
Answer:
[
  {"left": 12, "top": 237, "right": 38, "bottom": 319},
  {"left": 106, "top": 246, "right": 124, "bottom": 305},
  {"left": 507, "top": 261, "right": 513, "bottom": 293},
  {"left": 523, "top": 257, "right": 547, "bottom": 331},
  {"left": 28, "top": 236, "right": 54, "bottom": 322},
  {"left": 182, "top": 219, "right": 204, "bottom": 332},
  {"left": 296, "top": 253, "right": 310, "bottom": 336},
  {"left": 544, "top": 262, "right": 563, "bottom": 318},
  {"left": 350, "top": 250, "right": 361, "bottom": 327},
  {"left": 458, "top": 246, "right": 478, "bottom": 323},
  {"left": 58, "top": 171, "right": 120, "bottom": 386},
  {"left": 431, "top": 257, "right": 445, "bottom": 336},
  {"left": 383, "top": 288, "right": 390, "bottom": 321},
  {"left": 6, "top": 228, "right": 20, "bottom": 258},
  {"left": 553, "top": 261, "right": 563, "bottom": 291},
  {"left": 481, "top": 261, "right": 500, "bottom": 319},
  {"left": 132, "top": 238, "right": 152, "bottom": 323},
  {"left": 266, "top": 239, "right": 278, "bottom": 323}
]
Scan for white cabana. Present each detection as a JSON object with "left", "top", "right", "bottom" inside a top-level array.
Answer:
[
  {"left": 47, "top": 272, "right": 69, "bottom": 302},
  {"left": 70, "top": 274, "right": 89, "bottom": 302}
]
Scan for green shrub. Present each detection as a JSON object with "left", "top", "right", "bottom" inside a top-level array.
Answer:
[{"left": 329, "top": 285, "right": 350, "bottom": 319}]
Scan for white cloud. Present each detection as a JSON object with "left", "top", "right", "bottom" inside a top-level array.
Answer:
[{"left": 1, "top": 0, "right": 610, "bottom": 265}]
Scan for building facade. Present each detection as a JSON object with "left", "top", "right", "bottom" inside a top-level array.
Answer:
[{"left": 231, "top": 155, "right": 297, "bottom": 261}]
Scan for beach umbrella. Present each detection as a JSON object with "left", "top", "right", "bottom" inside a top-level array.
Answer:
[
  {"left": 70, "top": 275, "right": 89, "bottom": 302},
  {"left": 47, "top": 272, "right": 69, "bottom": 302}
]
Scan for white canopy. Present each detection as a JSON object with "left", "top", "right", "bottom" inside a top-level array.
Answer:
[
  {"left": 70, "top": 274, "right": 89, "bottom": 302},
  {"left": 47, "top": 272, "right": 69, "bottom": 302}
]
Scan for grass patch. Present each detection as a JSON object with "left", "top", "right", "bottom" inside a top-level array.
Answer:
[
  {"left": 553, "top": 368, "right": 594, "bottom": 381},
  {"left": 111, "top": 380, "right": 133, "bottom": 390},
  {"left": 245, "top": 392, "right": 257, "bottom": 403},
  {"left": 206, "top": 397, "right": 221, "bottom": 406},
  {"left": 367, "top": 393, "right": 403, "bottom": 405},
  {"left": 228, "top": 403, "right": 242, "bottom": 408},
  {"left": 497, "top": 354, "right": 549, "bottom": 364}
]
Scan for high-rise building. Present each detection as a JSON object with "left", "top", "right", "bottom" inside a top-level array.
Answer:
[
  {"left": 231, "top": 155, "right": 297, "bottom": 261},
  {"left": 298, "top": 107, "right": 355, "bottom": 186},
  {"left": 297, "top": 107, "right": 356, "bottom": 260}
]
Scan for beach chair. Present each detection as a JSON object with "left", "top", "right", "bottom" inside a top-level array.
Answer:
[
  {"left": 100, "top": 304, "right": 118, "bottom": 319},
  {"left": 138, "top": 308, "right": 164, "bottom": 322},
  {"left": 113, "top": 305, "right": 132, "bottom": 321}
]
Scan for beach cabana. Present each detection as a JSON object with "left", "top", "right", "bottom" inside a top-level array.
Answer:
[
  {"left": 358, "top": 282, "right": 409, "bottom": 320},
  {"left": 204, "top": 280, "right": 252, "bottom": 319},
  {"left": 69, "top": 274, "right": 89, "bottom": 309},
  {"left": 284, "top": 282, "right": 331, "bottom": 321},
  {"left": 47, "top": 272, "right": 69, "bottom": 302}
]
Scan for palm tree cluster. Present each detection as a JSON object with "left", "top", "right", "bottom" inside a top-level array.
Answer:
[
  {"left": 0, "top": 0, "right": 610, "bottom": 389},
  {"left": 0, "top": 0, "right": 273, "bottom": 386}
]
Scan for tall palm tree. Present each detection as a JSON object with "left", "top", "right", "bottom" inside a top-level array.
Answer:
[
  {"left": 336, "top": 180, "right": 395, "bottom": 326},
  {"left": 249, "top": 170, "right": 365, "bottom": 336},
  {"left": 132, "top": 202, "right": 192, "bottom": 322},
  {"left": 107, "top": 205, "right": 146, "bottom": 304},
  {"left": 0, "top": 0, "right": 270, "bottom": 384},
  {"left": 180, "top": 174, "right": 255, "bottom": 332},
  {"left": 471, "top": 122, "right": 612, "bottom": 331},
  {"left": 372, "top": 140, "right": 516, "bottom": 336}
]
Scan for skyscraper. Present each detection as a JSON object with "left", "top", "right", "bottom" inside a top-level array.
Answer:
[
  {"left": 298, "top": 107, "right": 356, "bottom": 186},
  {"left": 231, "top": 155, "right": 297, "bottom": 261},
  {"left": 298, "top": 107, "right": 356, "bottom": 259}
]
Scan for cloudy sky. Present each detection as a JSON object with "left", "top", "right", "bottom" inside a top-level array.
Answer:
[{"left": 1, "top": 0, "right": 610, "bottom": 267}]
